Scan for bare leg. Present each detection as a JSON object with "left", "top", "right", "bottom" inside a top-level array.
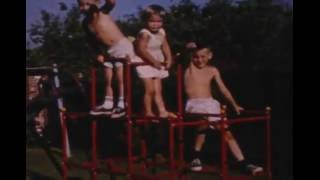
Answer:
[
  {"left": 194, "top": 125, "right": 208, "bottom": 151},
  {"left": 225, "top": 131, "right": 245, "bottom": 161},
  {"left": 89, "top": 67, "right": 114, "bottom": 114},
  {"left": 190, "top": 124, "right": 209, "bottom": 171},
  {"left": 215, "top": 124, "right": 245, "bottom": 161},
  {"left": 115, "top": 66, "right": 124, "bottom": 98},
  {"left": 104, "top": 67, "right": 113, "bottom": 97},
  {"left": 115, "top": 66, "right": 124, "bottom": 108},
  {"left": 222, "top": 129, "right": 263, "bottom": 175},
  {"left": 142, "top": 78, "right": 155, "bottom": 116},
  {"left": 153, "top": 78, "right": 168, "bottom": 117}
]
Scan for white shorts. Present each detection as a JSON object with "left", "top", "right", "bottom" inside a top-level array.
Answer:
[
  {"left": 185, "top": 98, "right": 222, "bottom": 128},
  {"left": 104, "top": 38, "right": 136, "bottom": 68},
  {"left": 136, "top": 65, "right": 169, "bottom": 79}
]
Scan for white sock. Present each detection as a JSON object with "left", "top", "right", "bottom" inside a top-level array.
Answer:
[
  {"left": 103, "top": 96, "right": 113, "bottom": 109},
  {"left": 117, "top": 97, "right": 125, "bottom": 108}
]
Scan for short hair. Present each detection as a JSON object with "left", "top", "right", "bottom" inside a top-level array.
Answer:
[
  {"left": 141, "top": 4, "right": 166, "bottom": 21},
  {"left": 189, "top": 42, "right": 213, "bottom": 54}
]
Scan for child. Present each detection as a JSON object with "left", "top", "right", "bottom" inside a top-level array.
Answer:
[
  {"left": 135, "top": 4, "right": 176, "bottom": 118},
  {"left": 184, "top": 43, "right": 263, "bottom": 175},
  {"left": 134, "top": 4, "right": 178, "bottom": 163},
  {"left": 77, "top": 0, "right": 136, "bottom": 118}
]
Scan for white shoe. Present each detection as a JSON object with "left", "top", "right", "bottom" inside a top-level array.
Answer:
[
  {"left": 110, "top": 107, "right": 126, "bottom": 119},
  {"left": 89, "top": 104, "right": 113, "bottom": 115},
  {"left": 246, "top": 164, "right": 263, "bottom": 175},
  {"left": 190, "top": 158, "right": 202, "bottom": 171}
]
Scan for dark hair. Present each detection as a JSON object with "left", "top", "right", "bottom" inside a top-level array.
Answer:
[{"left": 141, "top": 4, "right": 166, "bottom": 21}]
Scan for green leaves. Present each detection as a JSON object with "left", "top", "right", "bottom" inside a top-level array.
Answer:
[{"left": 27, "top": 0, "right": 292, "bottom": 74}]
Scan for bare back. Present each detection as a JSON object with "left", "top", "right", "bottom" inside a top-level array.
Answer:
[
  {"left": 184, "top": 63, "right": 217, "bottom": 99},
  {"left": 85, "top": 11, "right": 125, "bottom": 46}
]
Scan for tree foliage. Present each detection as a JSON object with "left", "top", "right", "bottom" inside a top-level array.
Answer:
[{"left": 27, "top": 0, "right": 292, "bottom": 74}]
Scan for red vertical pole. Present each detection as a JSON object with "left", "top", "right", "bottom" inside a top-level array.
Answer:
[
  {"left": 125, "top": 61, "right": 133, "bottom": 176},
  {"left": 140, "top": 138, "right": 147, "bottom": 171},
  {"left": 177, "top": 62, "right": 183, "bottom": 117},
  {"left": 127, "top": 120, "right": 133, "bottom": 177},
  {"left": 169, "top": 124, "right": 175, "bottom": 170},
  {"left": 125, "top": 61, "right": 133, "bottom": 125},
  {"left": 177, "top": 64, "right": 184, "bottom": 163},
  {"left": 266, "top": 107, "right": 272, "bottom": 180},
  {"left": 140, "top": 124, "right": 147, "bottom": 163},
  {"left": 169, "top": 123, "right": 176, "bottom": 180},
  {"left": 220, "top": 105, "right": 228, "bottom": 180},
  {"left": 61, "top": 112, "right": 68, "bottom": 180},
  {"left": 90, "top": 67, "right": 98, "bottom": 180},
  {"left": 140, "top": 132, "right": 147, "bottom": 159},
  {"left": 91, "top": 67, "right": 97, "bottom": 110},
  {"left": 91, "top": 121, "right": 98, "bottom": 180}
]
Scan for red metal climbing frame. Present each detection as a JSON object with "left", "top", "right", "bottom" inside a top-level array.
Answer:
[{"left": 60, "top": 57, "right": 272, "bottom": 180}]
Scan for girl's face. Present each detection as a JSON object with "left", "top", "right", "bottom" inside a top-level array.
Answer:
[{"left": 147, "top": 14, "right": 163, "bottom": 33}]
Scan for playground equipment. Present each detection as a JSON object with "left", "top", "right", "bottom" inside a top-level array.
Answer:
[
  {"left": 36, "top": 58, "right": 272, "bottom": 180},
  {"left": 26, "top": 64, "right": 72, "bottom": 178}
]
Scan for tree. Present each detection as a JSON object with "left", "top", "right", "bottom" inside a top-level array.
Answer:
[
  {"left": 27, "top": 4, "right": 92, "bottom": 74},
  {"left": 27, "top": 0, "right": 292, "bottom": 73}
]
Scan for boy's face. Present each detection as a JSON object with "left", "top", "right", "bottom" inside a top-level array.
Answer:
[
  {"left": 191, "top": 48, "right": 213, "bottom": 69},
  {"left": 78, "top": 0, "right": 98, "bottom": 13},
  {"left": 147, "top": 14, "right": 163, "bottom": 33}
]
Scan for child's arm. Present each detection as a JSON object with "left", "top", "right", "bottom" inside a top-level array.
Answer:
[
  {"left": 87, "top": 37, "right": 105, "bottom": 64},
  {"left": 161, "top": 37, "right": 173, "bottom": 70},
  {"left": 136, "top": 32, "right": 163, "bottom": 69},
  {"left": 212, "top": 68, "right": 244, "bottom": 114}
]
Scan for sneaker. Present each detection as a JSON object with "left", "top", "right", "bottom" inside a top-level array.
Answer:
[
  {"left": 110, "top": 107, "right": 126, "bottom": 119},
  {"left": 190, "top": 158, "right": 202, "bottom": 171},
  {"left": 89, "top": 105, "right": 113, "bottom": 116},
  {"left": 245, "top": 164, "right": 263, "bottom": 175}
]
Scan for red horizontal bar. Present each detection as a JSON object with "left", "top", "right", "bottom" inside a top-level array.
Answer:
[
  {"left": 134, "top": 118, "right": 179, "bottom": 124},
  {"left": 184, "top": 113, "right": 222, "bottom": 117},
  {"left": 172, "top": 120, "right": 218, "bottom": 128},
  {"left": 241, "top": 110, "right": 268, "bottom": 114},
  {"left": 228, "top": 116, "right": 269, "bottom": 125}
]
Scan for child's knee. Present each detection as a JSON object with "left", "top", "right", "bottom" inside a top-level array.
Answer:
[
  {"left": 144, "top": 85, "right": 155, "bottom": 95},
  {"left": 145, "top": 88, "right": 155, "bottom": 96},
  {"left": 154, "top": 91, "right": 163, "bottom": 99}
]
